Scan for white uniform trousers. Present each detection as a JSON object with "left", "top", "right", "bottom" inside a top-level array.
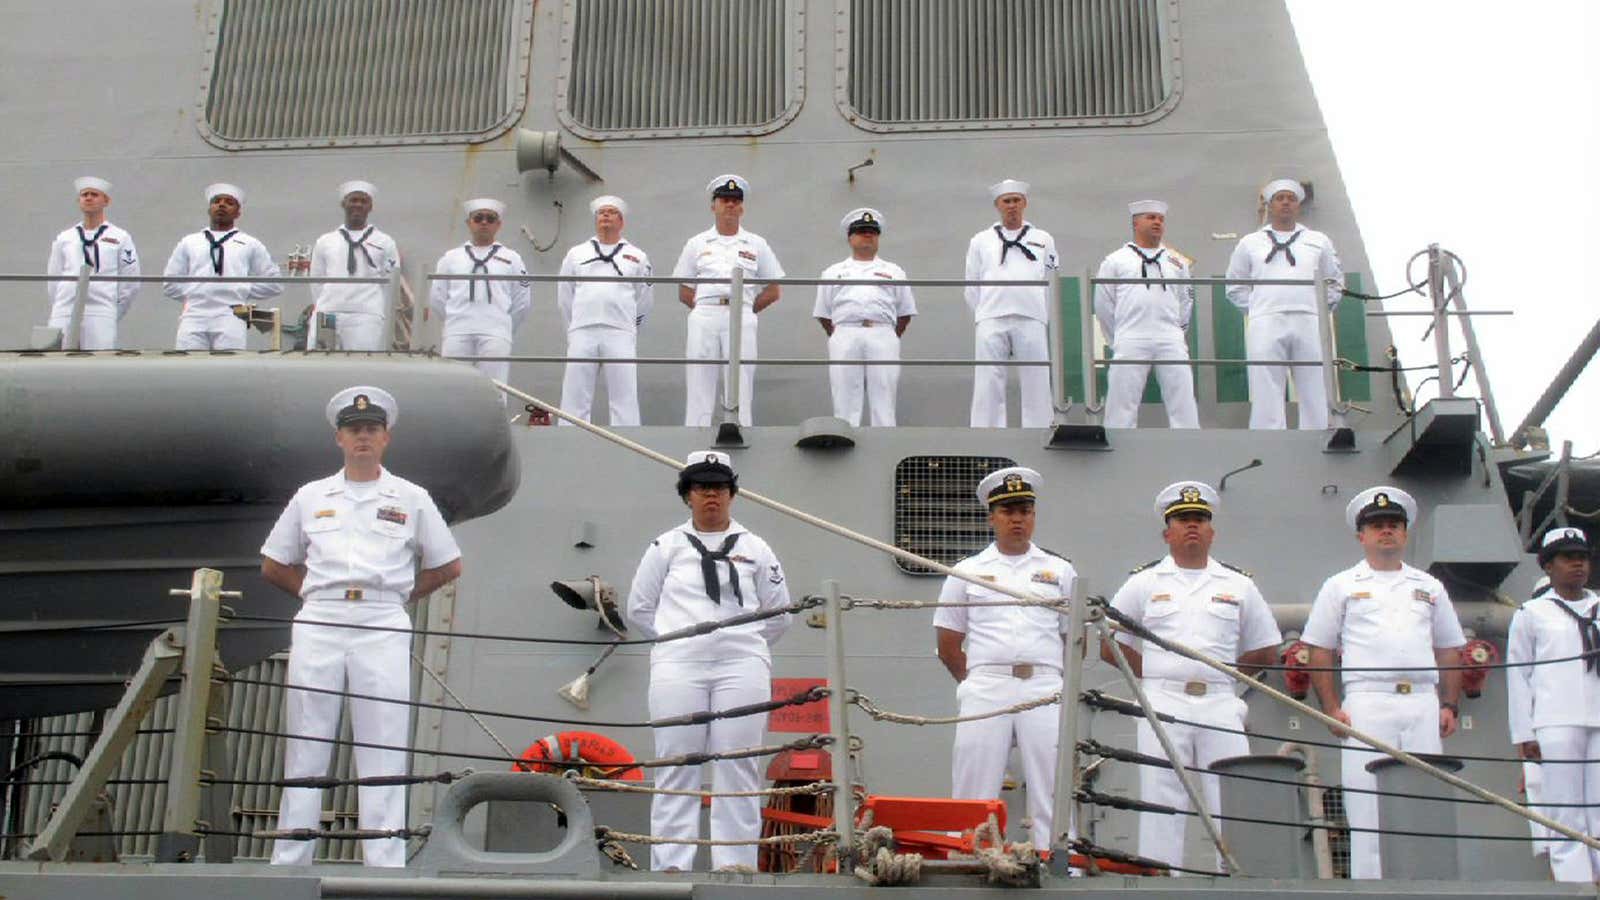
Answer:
[
  {"left": 273, "top": 601, "right": 413, "bottom": 867},
  {"left": 970, "top": 315, "right": 1051, "bottom": 428},
  {"left": 1103, "top": 337, "right": 1199, "bottom": 429},
  {"left": 560, "top": 325, "right": 639, "bottom": 426},
  {"left": 647, "top": 655, "right": 771, "bottom": 871},
  {"left": 827, "top": 323, "right": 901, "bottom": 427},
  {"left": 176, "top": 314, "right": 247, "bottom": 351},
  {"left": 47, "top": 316, "right": 116, "bottom": 350},
  {"left": 952, "top": 667, "right": 1065, "bottom": 846},
  {"left": 1244, "top": 313, "right": 1328, "bottom": 430},
  {"left": 333, "top": 312, "right": 386, "bottom": 351},
  {"left": 1531, "top": 726, "right": 1600, "bottom": 882},
  {"left": 684, "top": 308, "right": 756, "bottom": 427},
  {"left": 441, "top": 333, "right": 513, "bottom": 403},
  {"left": 1340, "top": 690, "right": 1441, "bottom": 879},
  {"left": 1135, "top": 686, "right": 1249, "bottom": 872},
  {"left": 1522, "top": 758, "right": 1555, "bottom": 861}
]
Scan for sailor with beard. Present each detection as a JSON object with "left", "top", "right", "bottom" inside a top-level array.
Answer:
[
  {"left": 162, "top": 183, "right": 284, "bottom": 350},
  {"left": 1104, "top": 481, "right": 1280, "bottom": 871},
  {"left": 934, "top": 466, "right": 1077, "bottom": 847},
  {"left": 1301, "top": 486, "right": 1465, "bottom": 879}
]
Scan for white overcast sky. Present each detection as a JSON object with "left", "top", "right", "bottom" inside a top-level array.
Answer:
[{"left": 1287, "top": 1, "right": 1598, "bottom": 454}]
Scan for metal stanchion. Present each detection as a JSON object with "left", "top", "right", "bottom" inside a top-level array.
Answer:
[
  {"left": 1050, "top": 577, "right": 1089, "bottom": 864},
  {"left": 66, "top": 263, "right": 91, "bottom": 351},
  {"left": 823, "top": 580, "right": 855, "bottom": 869}
]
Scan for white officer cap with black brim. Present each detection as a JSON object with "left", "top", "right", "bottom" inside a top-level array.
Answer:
[
  {"left": 1154, "top": 481, "right": 1220, "bottom": 522},
  {"left": 976, "top": 466, "right": 1041, "bottom": 507},
  {"left": 707, "top": 174, "right": 750, "bottom": 200},
  {"left": 988, "top": 179, "right": 1029, "bottom": 202},
  {"left": 840, "top": 207, "right": 884, "bottom": 238},
  {"left": 74, "top": 176, "right": 112, "bottom": 196},
  {"left": 463, "top": 198, "right": 506, "bottom": 218},
  {"left": 206, "top": 183, "right": 245, "bottom": 205},
  {"left": 1261, "top": 178, "right": 1305, "bottom": 204},
  {"left": 1128, "top": 199, "right": 1168, "bottom": 216},
  {"left": 1538, "top": 526, "right": 1592, "bottom": 566},
  {"left": 1345, "top": 485, "right": 1416, "bottom": 531},
  {"left": 590, "top": 195, "right": 628, "bottom": 217},
  {"left": 339, "top": 180, "right": 377, "bottom": 201},
  {"left": 326, "top": 385, "right": 398, "bottom": 429}
]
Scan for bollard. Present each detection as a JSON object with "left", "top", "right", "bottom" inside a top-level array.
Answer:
[
  {"left": 1368, "top": 754, "right": 1464, "bottom": 880},
  {"left": 1209, "top": 754, "right": 1316, "bottom": 878}
]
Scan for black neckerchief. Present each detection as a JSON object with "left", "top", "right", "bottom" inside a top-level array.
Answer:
[
  {"left": 582, "top": 239, "right": 626, "bottom": 276},
  {"left": 76, "top": 224, "right": 108, "bottom": 271},
  {"left": 204, "top": 229, "right": 238, "bottom": 276},
  {"left": 1548, "top": 596, "right": 1600, "bottom": 676},
  {"left": 994, "top": 224, "right": 1036, "bottom": 265},
  {"left": 1264, "top": 228, "right": 1302, "bottom": 266},
  {"left": 1127, "top": 243, "right": 1165, "bottom": 281},
  {"left": 682, "top": 531, "right": 744, "bottom": 606},
  {"left": 464, "top": 243, "right": 499, "bottom": 303},
  {"left": 341, "top": 226, "right": 376, "bottom": 275}
]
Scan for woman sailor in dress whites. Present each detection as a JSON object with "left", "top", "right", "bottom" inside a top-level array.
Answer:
[
  {"left": 626, "top": 451, "right": 794, "bottom": 871},
  {"left": 45, "top": 176, "right": 139, "bottom": 350},
  {"left": 964, "top": 179, "right": 1058, "bottom": 429},
  {"left": 1093, "top": 200, "right": 1200, "bottom": 429},
  {"left": 1300, "top": 486, "right": 1465, "bottom": 879},
  {"left": 429, "top": 198, "right": 532, "bottom": 399},
  {"left": 813, "top": 208, "right": 917, "bottom": 426},
  {"left": 260, "top": 386, "right": 463, "bottom": 867},
  {"left": 932, "top": 466, "right": 1076, "bottom": 847},
  {"left": 556, "top": 194, "right": 653, "bottom": 426},
  {"left": 1103, "top": 481, "right": 1281, "bottom": 871},
  {"left": 309, "top": 181, "right": 401, "bottom": 351},
  {"left": 1506, "top": 527, "right": 1600, "bottom": 882},
  {"left": 162, "top": 183, "right": 284, "bottom": 350}
]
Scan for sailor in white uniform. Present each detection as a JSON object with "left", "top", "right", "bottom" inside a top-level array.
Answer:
[
  {"left": 1224, "top": 178, "right": 1344, "bottom": 430},
  {"left": 1093, "top": 200, "right": 1199, "bottom": 429},
  {"left": 309, "top": 181, "right": 401, "bottom": 351},
  {"left": 672, "top": 175, "right": 784, "bottom": 427},
  {"left": 557, "top": 194, "right": 653, "bottom": 426},
  {"left": 1506, "top": 527, "right": 1600, "bottom": 882},
  {"left": 261, "top": 386, "right": 462, "bottom": 868},
  {"left": 1301, "top": 486, "right": 1465, "bottom": 879},
  {"left": 45, "top": 176, "right": 140, "bottom": 350},
  {"left": 965, "top": 179, "right": 1058, "bottom": 428},
  {"left": 162, "top": 183, "right": 284, "bottom": 350},
  {"left": 813, "top": 208, "right": 917, "bottom": 426},
  {"left": 1104, "top": 481, "right": 1281, "bottom": 871},
  {"left": 626, "top": 451, "right": 794, "bottom": 871},
  {"left": 1519, "top": 574, "right": 1556, "bottom": 864},
  {"left": 933, "top": 466, "right": 1076, "bottom": 847},
  {"left": 429, "top": 199, "right": 531, "bottom": 395}
]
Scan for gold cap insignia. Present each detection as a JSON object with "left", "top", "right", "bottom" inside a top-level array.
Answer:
[
  {"left": 725, "top": 179, "right": 738, "bottom": 191},
  {"left": 1180, "top": 486, "right": 1202, "bottom": 504},
  {"left": 1375, "top": 493, "right": 1389, "bottom": 507},
  {"left": 862, "top": 212, "right": 874, "bottom": 223},
  {"left": 355, "top": 395, "right": 369, "bottom": 410},
  {"left": 1005, "top": 474, "right": 1024, "bottom": 493}
]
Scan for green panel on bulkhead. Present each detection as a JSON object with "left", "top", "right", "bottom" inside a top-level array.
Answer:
[{"left": 1210, "top": 272, "right": 1372, "bottom": 405}]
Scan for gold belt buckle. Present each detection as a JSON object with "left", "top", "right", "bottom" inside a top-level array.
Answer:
[
  {"left": 860, "top": 320, "right": 876, "bottom": 327},
  {"left": 1012, "top": 664, "right": 1035, "bottom": 679},
  {"left": 1395, "top": 681, "right": 1412, "bottom": 695},
  {"left": 344, "top": 589, "right": 364, "bottom": 601},
  {"left": 1183, "top": 681, "right": 1208, "bottom": 697}
]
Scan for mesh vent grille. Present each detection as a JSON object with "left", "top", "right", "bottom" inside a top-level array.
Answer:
[{"left": 893, "top": 455, "right": 1016, "bottom": 575}]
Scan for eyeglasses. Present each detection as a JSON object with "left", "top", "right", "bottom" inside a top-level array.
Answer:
[
  {"left": 688, "top": 484, "right": 731, "bottom": 496},
  {"left": 470, "top": 213, "right": 500, "bottom": 223}
]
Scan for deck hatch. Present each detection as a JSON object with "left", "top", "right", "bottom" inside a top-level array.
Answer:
[{"left": 893, "top": 455, "right": 1018, "bottom": 576}]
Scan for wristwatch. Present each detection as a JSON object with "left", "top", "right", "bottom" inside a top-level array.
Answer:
[{"left": 1440, "top": 701, "right": 1460, "bottom": 715}]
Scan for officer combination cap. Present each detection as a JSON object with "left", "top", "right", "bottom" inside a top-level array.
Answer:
[
  {"left": 1154, "top": 481, "right": 1219, "bottom": 521},
  {"left": 463, "top": 198, "right": 506, "bottom": 218},
  {"left": 1128, "top": 199, "right": 1168, "bottom": 216},
  {"left": 1344, "top": 485, "right": 1416, "bottom": 531},
  {"left": 1538, "top": 526, "right": 1592, "bottom": 565},
  {"left": 840, "top": 207, "right": 884, "bottom": 237},
  {"left": 325, "top": 385, "right": 398, "bottom": 429},
  {"left": 707, "top": 174, "right": 750, "bottom": 200},
  {"left": 1261, "top": 178, "right": 1306, "bottom": 204},
  {"left": 977, "top": 466, "right": 1041, "bottom": 507},
  {"left": 338, "top": 180, "right": 376, "bottom": 201},
  {"left": 988, "top": 179, "right": 1029, "bottom": 202},
  {"left": 205, "top": 183, "right": 245, "bottom": 205},
  {"left": 681, "top": 449, "right": 737, "bottom": 485},
  {"left": 589, "top": 194, "right": 628, "bottom": 217},
  {"left": 74, "top": 176, "right": 112, "bottom": 196}
]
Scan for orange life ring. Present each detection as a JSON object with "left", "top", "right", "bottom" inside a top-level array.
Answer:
[{"left": 514, "top": 731, "right": 644, "bottom": 781}]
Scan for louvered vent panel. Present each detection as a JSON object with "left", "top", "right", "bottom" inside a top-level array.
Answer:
[
  {"left": 560, "top": 0, "right": 797, "bottom": 137},
  {"left": 201, "top": 0, "right": 529, "bottom": 148},
  {"left": 893, "top": 455, "right": 1017, "bottom": 576},
  {"left": 844, "top": 0, "right": 1177, "bottom": 128}
]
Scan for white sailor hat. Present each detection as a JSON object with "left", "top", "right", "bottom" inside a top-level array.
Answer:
[
  {"left": 840, "top": 207, "right": 884, "bottom": 237},
  {"left": 1539, "top": 526, "right": 1592, "bottom": 565},
  {"left": 1345, "top": 485, "right": 1416, "bottom": 531},
  {"left": 988, "top": 179, "right": 1029, "bottom": 202},
  {"left": 74, "top": 176, "right": 112, "bottom": 196},
  {"left": 976, "top": 466, "right": 1041, "bottom": 507},
  {"left": 1154, "top": 481, "right": 1219, "bottom": 521},
  {"left": 325, "top": 385, "right": 398, "bottom": 429},
  {"left": 463, "top": 198, "right": 506, "bottom": 218},
  {"left": 707, "top": 174, "right": 750, "bottom": 199},
  {"left": 205, "top": 183, "right": 245, "bottom": 205},
  {"left": 589, "top": 194, "right": 628, "bottom": 216},
  {"left": 1261, "top": 178, "right": 1305, "bottom": 203},
  {"left": 339, "top": 180, "right": 376, "bottom": 201},
  {"left": 1128, "top": 199, "right": 1168, "bottom": 216},
  {"left": 677, "top": 450, "right": 738, "bottom": 496}
]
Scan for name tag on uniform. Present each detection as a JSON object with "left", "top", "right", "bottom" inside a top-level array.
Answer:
[
  {"left": 315, "top": 509, "right": 337, "bottom": 519},
  {"left": 1348, "top": 591, "right": 1371, "bottom": 600},
  {"left": 1031, "top": 570, "right": 1059, "bottom": 585},
  {"left": 1151, "top": 593, "right": 1172, "bottom": 602},
  {"left": 1413, "top": 589, "right": 1435, "bottom": 605},
  {"left": 376, "top": 506, "right": 408, "bottom": 525},
  {"left": 1211, "top": 594, "right": 1239, "bottom": 606}
]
